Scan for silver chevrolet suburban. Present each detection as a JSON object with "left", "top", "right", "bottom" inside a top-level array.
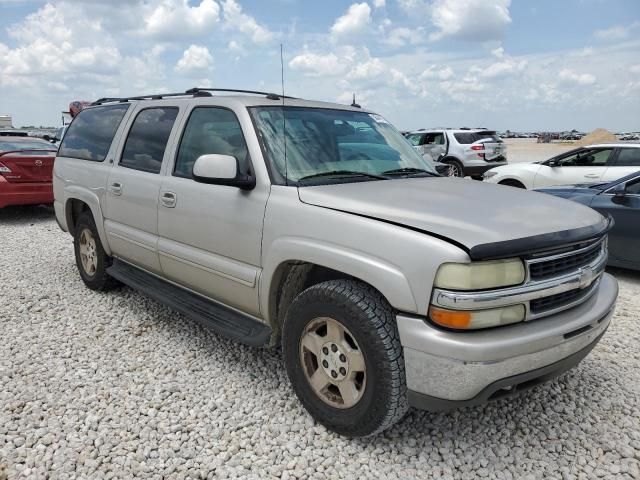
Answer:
[{"left": 53, "top": 88, "right": 618, "bottom": 437}]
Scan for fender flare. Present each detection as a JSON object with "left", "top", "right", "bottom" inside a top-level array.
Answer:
[
  {"left": 259, "top": 236, "right": 418, "bottom": 324},
  {"left": 64, "top": 186, "right": 112, "bottom": 256}
]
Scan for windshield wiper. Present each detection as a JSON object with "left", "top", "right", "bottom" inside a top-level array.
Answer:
[
  {"left": 381, "top": 167, "right": 438, "bottom": 177},
  {"left": 297, "top": 170, "right": 389, "bottom": 182}
]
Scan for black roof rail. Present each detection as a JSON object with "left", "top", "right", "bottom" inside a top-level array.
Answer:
[
  {"left": 185, "top": 87, "right": 297, "bottom": 100},
  {"left": 91, "top": 91, "right": 203, "bottom": 106},
  {"left": 91, "top": 87, "right": 296, "bottom": 106}
]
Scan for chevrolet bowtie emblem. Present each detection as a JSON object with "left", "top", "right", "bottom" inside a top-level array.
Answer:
[{"left": 578, "top": 267, "right": 594, "bottom": 289}]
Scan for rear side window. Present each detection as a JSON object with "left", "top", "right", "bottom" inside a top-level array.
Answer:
[
  {"left": 454, "top": 131, "right": 502, "bottom": 144},
  {"left": 174, "top": 107, "right": 249, "bottom": 178},
  {"left": 616, "top": 148, "right": 640, "bottom": 167},
  {"left": 59, "top": 104, "right": 129, "bottom": 161},
  {"left": 120, "top": 107, "right": 179, "bottom": 174}
]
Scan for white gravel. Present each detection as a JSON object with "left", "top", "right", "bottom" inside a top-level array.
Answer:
[{"left": 1, "top": 205, "right": 640, "bottom": 480}]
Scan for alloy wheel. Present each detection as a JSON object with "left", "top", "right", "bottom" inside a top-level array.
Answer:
[
  {"left": 78, "top": 228, "right": 98, "bottom": 276},
  {"left": 299, "top": 317, "right": 366, "bottom": 409}
]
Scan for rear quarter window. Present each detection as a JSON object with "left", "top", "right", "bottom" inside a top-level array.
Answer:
[{"left": 58, "top": 104, "right": 129, "bottom": 161}]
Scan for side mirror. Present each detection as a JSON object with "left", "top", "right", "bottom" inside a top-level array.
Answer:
[
  {"left": 192, "top": 154, "right": 255, "bottom": 190},
  {"left": 610, "top": 183, "right": 626, "bottom": 198}
]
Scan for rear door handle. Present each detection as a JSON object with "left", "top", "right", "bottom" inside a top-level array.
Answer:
[
  {"left": 584, "top": 174, "right": 600, "bottom": 178},
  {"left": 160, "top": 191, "right": 177, "bottom": 208},
  {"left": 109, "top": 182, "right": 122, "bottom": 195}
]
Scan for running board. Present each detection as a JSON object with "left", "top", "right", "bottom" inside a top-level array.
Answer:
[{"left": 107, "top": 259, "right": 271, "bottom": 347}]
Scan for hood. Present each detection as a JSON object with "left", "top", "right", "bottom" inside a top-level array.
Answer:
[
  {"left": 536, "top": 185, "right": 600, "bottom": 198},
  {"left": 298, "top": 177, "right": 610, "bottom": 260}
]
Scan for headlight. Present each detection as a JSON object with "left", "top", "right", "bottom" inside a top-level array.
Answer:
[
  {"left": 434, "top": 258, "right": 525, "bottom": 290},
  {"left": 429, "top": 304, "right": 525, "bottom": 330},
  {"left": 483, "top": 171, "right": 498, "bottom": 179}
]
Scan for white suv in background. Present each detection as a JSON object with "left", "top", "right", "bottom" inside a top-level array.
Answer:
[
  {"left": 405, "top": 128, "right": 507, "bottom": 178},
  {"left": 484, "top": 144, "right": 640, "bottom": 189}
]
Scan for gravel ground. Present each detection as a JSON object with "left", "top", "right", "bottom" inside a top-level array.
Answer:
[{"left": 1, "top": 205, "right": 639, "bottom": 480}]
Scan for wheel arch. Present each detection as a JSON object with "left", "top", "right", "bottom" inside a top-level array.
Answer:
[
  {"left": 64, "top": 187, "right": 112, "bottom": 255},
  {"left": 260, "top": 238, "right": 418, "bottom": 346},
  {"left": 497, "top": 178, "right": 527, "bottom": 189}
]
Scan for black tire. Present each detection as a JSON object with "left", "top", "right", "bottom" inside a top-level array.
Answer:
[
  {"left": 73, "top": 211, "right": 120, "bottom": 291},
  {"left": 441, "top": 158, "right": 464, "bottom": 177},
  {"left": 499, "top": 179, "right": 526, "bottom": 189},
  {"left": 282, "top": 279, "right": 408, "bottom": 437}
]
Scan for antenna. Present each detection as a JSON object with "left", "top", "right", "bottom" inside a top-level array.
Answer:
[
  {"left": 351, "top": 93, "right": 361, "bottom": 108},
  {"left": 280, "top": 44, "right": 288, "bottom": 186}
]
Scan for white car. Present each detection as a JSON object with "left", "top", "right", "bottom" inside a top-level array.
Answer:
[{"left": 484, "top": 144, "right": 640, "bottom": 189}]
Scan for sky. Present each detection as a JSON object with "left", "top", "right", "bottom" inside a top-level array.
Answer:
[{"left": 0, "top": 0, "right": 639, "bottom": 131}]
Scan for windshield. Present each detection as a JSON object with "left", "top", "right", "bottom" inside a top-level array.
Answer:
[{"left": 250, "top": 106, "right": 437, "bottom": 184}]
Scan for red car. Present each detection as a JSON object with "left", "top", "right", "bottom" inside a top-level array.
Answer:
[{"left": 0, "top": 136, "right": 57, "bottom": 208}]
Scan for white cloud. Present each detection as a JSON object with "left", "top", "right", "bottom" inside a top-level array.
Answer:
[
  {"left": 383, "top": 27, "right": 424, "bottom": 47},
  {"left": 558, "top": 68, "right": 596, "bottom": 86},
  {"left": 145, "top": 0, "right": 220, "bottom": 39},
  {"left": 175, "top": 45, "right": 214, "bottom": 73},
  {"left": 397, "top": 0, "right": 431, "bottom": 16},
  {"left": 429, "top": 0, "right": 511, "bottom": 42},
  {"left": 222, "top": 0, "right": 274, "bottom": 43},
  {"left": 630, "top": 64, "right": 640, "bottom": 74},
  {"left": 330, "top": 3, "right": 372, "bottom": 39},
  {"left": 373, "top": 0, "right": 386, "bottom": 7},
  {"left": 480, "top": 58, "right": 527, "bottom": 78},
  {"left": 420, "top": 65, "right": 454, "bottom": 80},
  {"left": 289, "top": 52, "right": 349, "bottom": 76},
  {"left": 491, "top": 46, "right": 505, "bottom": 58},
  {"left": 347, "top": 58, "right": 387, "bottom": 80},
  {"left": 594, "top": 22, "right": 640, "bottom": 40}
]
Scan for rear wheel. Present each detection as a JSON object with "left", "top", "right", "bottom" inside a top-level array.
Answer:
[
  {"left": 499, "top": 179, "right": 526, "bottom": 189},
  {"left": 441, "top": 158, "right": 464, "bottom": 177},
  {"left": 73, "top": 211, "right": 120, "bottom": 291},
  {"left": 282, "top": 279, "right": 408, "bottom": 437}
]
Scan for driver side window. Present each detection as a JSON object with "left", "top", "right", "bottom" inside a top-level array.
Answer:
[
  {"left": 174, "top": 107, "right": 249, "bottom": 178},
  {"left": 558, "top": 149, "right": 612, "bottom": 167}
]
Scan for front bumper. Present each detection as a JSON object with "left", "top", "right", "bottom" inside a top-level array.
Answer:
[{"left": 397, "top": 272, "right": 617, "bottom": 409}]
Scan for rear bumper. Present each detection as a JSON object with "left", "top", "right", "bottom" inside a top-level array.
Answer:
[
  {"left": 0, "top": 177, "right": 53, "bottom": 208},
  {"left": 397, "top": 273, "right": 617, "bottom": 409}
]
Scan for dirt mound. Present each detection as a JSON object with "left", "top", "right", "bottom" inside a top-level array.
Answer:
[{"left": 576, "top": 128, "right": 617, "bottom": 146}]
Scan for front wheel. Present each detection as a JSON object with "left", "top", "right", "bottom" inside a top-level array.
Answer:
[{"left": 282, "top": 280, "right": 408, "bottom": 437}]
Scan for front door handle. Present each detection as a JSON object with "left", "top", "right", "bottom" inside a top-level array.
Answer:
[
  {"left": 109, "top": 182, "right": 122, "bottom": 195},
  {"left": 160, "top": 191, "right": 177, "bottom": 208},
  {"left": 584, "top": 174, "right": 600, "bottom": 178}
]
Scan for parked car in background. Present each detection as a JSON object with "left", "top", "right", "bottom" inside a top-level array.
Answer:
[
  {"left": 0, "top": 136, "right": 57, "bottom": 208},
  {"left": 537, "top": 170, "right": 640, "bottom": 271},
  {"left": 50, "top": 125, "right": 68, "bottom": 146},
  {"left": 0, "top": 130, "right": 30, "bottom": 137},
  {"left": 484, "top": 144, "right": 640, "bottom": 189},
  {"left": 54, "top": 88, "right": 617, "bottom": 437},
  {"left": 404, "top": 128, "right": 507, "bottom": 178}
]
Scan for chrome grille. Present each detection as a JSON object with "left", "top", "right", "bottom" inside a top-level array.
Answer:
[
  {"left": 528, "top": 240, "right": 603, "bottom": 281},
  {"left": 530, "top": 284, "right": 595, "bottom": 314}
]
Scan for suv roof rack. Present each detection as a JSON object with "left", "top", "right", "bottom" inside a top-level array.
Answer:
[
  {"left": 185, "top": 87, "right": 297, "bottom": 100},
  {"left": 92, "top": 88, "right": 297, "bottom": 106}
]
